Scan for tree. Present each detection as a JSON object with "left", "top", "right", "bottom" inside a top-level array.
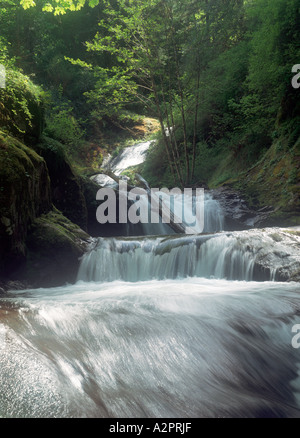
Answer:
[
  {"left": 77, "top": 0, "right": 187, "bottom": 185},
  {"left": 72, "top": 0, "right": 235, "bottom": 186},
  {"left": 19, "top": 0, "right": 98, "bottom": 15}
]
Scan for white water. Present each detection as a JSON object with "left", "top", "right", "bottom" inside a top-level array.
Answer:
[
  {"left": 152, "top": 191, "right": 224, "bottom": 234},
  {"left": 118, "top": 190, "right": 225, "bottom": 236},
  {"left": 77, "top": 228, "right": 300, "bottom": 283},
  {"left": 0, "top": 139, "right": 300, "bottom": 418},
  {"left": 93, "top": 140, "right": 153, "bottom": 187},
  {"left": 77, "top": 234, "right": 255, "bottom": 283},
  {"left": 92, "top": 140, "right": 225, "bottom": 235},
  {"left": 1, "top": 279, "right": 300, "bottom": 418}
]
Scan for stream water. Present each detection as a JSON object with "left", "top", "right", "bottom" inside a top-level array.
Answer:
[{"left": 0, "top": 141, "right": 299, "bottom": 418}]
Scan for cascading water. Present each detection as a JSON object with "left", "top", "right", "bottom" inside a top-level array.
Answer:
[
  {"left": 92, "top": 140, "right": 225, "bottom": 236},
  {"left": 0, "top": 139, "right": 300, "bottom": 418},
  {"left": 203, "top": 192, "right": 225, "bottom": 233},
  {"left": 120, "top": 190, "right": 225, "bottom": 236},
  {"left": 1, "top": 278, "right": 300, "bottom": 418},
  {"left": 93, "top": 140, "right": 153, "bottom": 188},
  {"left": 77, "top": 234, "right": 256, "bottom": 283},
  {"left": 76, "top": 227, "right": 300, "bottom": 284}
]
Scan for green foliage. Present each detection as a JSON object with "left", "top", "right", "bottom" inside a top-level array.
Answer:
[
  {"left": 20, "top": 0, "right": 97, "bottom": 15},
  {"left": 0, "top": 36, "right": 15, "bottom": 67},
  {"left": 141, "top": 138, "right": 175, "bottom": 188},
  {"left": 0, "top": 0, "right": 298, "bottom": 196},
  {"left": 35, "top": 135, "right": 67, "bottom": 173},
  {"left": 44, "top": 101, "right": 85, "bottom": 150},
  {"left": 0, "top": 68, "right": 44, "bottom": 138}
]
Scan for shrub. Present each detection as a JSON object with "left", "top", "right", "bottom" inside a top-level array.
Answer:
[
  {"left": 44, "top": 102, "right": 85, "bottom": 151},
  {"left": 0, "top": 68, "right": 44, "bottom": 140}
]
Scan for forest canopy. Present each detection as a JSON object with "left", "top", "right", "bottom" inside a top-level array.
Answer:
[{"left": 0, "top": 0, "right": 299, "bottom": 187}]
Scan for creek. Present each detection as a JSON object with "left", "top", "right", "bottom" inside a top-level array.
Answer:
[{"left": 0, "top": 140, "right": 299, "bottom": 418}]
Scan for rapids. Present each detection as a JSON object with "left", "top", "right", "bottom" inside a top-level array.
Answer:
[
  {"left": 0, "top": 279, "right": 300, "bottom": 418},
  {"left": 0, "top": 140, "right": 299, "bottom": 418}
]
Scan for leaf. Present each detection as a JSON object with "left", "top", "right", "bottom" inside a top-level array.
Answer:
[
  {"left": 20, "top": 0, "right": 36, "bottom": 9},
  {"left": 42, "top": 3, "right": 54, "bottom": 12},
  {"left": 88, "top": 0, "right": 99, "bottom": 8}
]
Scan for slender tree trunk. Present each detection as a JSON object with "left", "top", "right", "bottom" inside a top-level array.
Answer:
[
  {"left": 141, "top": 22, "right": 183, "bottom": 187},
  {"left": 167, "top": 65, "right": 183, "bottom": 168},
  {"left": 151, "top": 77, "right": 178, "bottom": 186},
  {"left": 158, "top": 75, "right": 184, "bottom": 187},
  {"left": 165, "top": 3, "right": 190, "bottom": 184},
  {"left": 191, "top": 67, "right": 201, "bottom": 182}
]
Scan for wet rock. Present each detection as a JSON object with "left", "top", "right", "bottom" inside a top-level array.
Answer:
[
  {"left": 245, "top": 228, "right": 300, "bottom": 282},
  {"left": 4, "top": 280, "right": 29, "bottom": 291},
  {"left": 34, "top": 136, "right": 88, "bottom": 231},
  {"left": 24, "top": 209, "right": 91, "bottom": 288},
  {"left": 210, "top": 186, "right": 275, "bottom": 230}
]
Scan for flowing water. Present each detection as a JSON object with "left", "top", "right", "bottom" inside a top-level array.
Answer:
[
  {"left": 0, "top": 279, "right": 300, "bottom": 418},
  {"left": 77, "top": 234, "right": 260, "bottom": 283},
  {"left": 93, "top": 140, "right": 225, "bottom": 236},
  {"left": 0, "top": 141, "right": 300, "bottom": 418},
  {"left": 93, "top": 140, "right": 153, "bottom": 188}
]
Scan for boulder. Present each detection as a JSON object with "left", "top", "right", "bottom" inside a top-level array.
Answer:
[
  {"left": 34, "top": 136, "right": 88, "bottom": 231},
  {"left": 24, "top": 209, "right": 91, "bottom": 288}
]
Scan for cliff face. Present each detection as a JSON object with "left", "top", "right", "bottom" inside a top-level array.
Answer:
[
  {"left": 0, "top": 71, "right": 93, "bottom": 290},
  {"left": 33, "top": 136, "right": 88, "bottom": 232},
  {"left": 0, "top": 132, "right": 52, "bottom": 278}
]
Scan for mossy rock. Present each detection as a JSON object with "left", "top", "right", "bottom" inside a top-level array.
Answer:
[
  {"left": 0, "top": 69, "right": 44, "bottom": 143},
  {"left": 24, "top": 209, "right": 90, "bottom": 288},
  {"left": 0, "top": 131, "right": 51, "bottom": 277},
  {"left": 34, "top": 136, "right": 88, "bottom": 231},
  {"left": 224, "top": 138, "right": 300, "bottom": 226}
]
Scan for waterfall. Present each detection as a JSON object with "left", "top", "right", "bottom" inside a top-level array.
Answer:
[
  {"left": 93, "top": 140, "right": 153, "bottom": 188},
  {"left": 77, "top": 232, "right": 269, "bottom": 283},
  {"left": 77, "top": 227, "right": 300, "bottom": 283},
  {"left": 121, "top": 190, "right": 224, "bottom": 236},
  {"left": 110, "top": 141, "right": 153, "bottom": 175},
  {"left": 1, "top": 137, "right": 299, "bottom": 419},
  {"left": 204, "top": 192, "right": 225, "bottom": 233},
  {"left": 118, "top": 191, "right": 225, "bottom": 236},
  {"left": 91, "top": 140, "right": 225, "bottom": 236}
]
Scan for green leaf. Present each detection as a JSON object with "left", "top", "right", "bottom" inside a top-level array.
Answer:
[
  {"left": 20, "top": 0, "right": 36, "bottom": 9},
  {"left": 88, "top": 0, "right": 99, "bottom": 8}
]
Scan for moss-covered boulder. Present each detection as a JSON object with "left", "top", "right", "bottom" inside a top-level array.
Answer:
[
  {"left": 24, "top": 209, "right": 90, "bottom": 288},
  {"left": 34, "top": 136, "right": 88, "bottom": 231},
  {"left": 0, "top": 131, "right": 51, "bottom": 278}
]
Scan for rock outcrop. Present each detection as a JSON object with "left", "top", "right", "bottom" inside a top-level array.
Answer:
[
  {"left": 0, "top": 71, "right": 94, "bottom": 290},
  {"left": 0, "top": 131, "right": 51, "bottom": 278},
  {"left": 34, "top": 136, "right": 88, "bottom": 232},
  {"left": 24, "top": 209, "right": 90, "bottom": 288},
  {"left": 0, "top": 132, "right": 92, "bottom": 288},
  {"left": 210, "top": 186, "right": 276, "bottom": 230}
]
